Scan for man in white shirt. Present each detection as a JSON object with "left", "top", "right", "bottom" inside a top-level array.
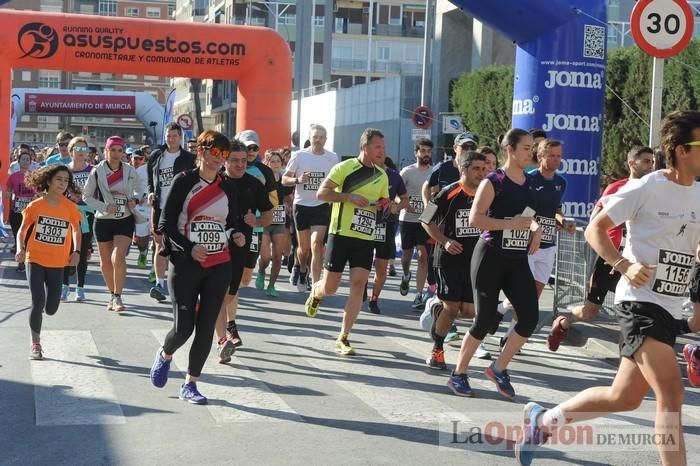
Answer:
[{"left": 282, "top": 124, "right": 339, "bottom": 291}]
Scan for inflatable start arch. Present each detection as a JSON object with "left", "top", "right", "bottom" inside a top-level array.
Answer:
[{"left": 0, "top": 9, "right": 292, "bottom": 190}]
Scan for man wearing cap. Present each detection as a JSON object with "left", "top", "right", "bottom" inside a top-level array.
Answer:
[
  {"left": 282, "top": 124, "right": 339, "bottom": 291},
  {"left": 146, "top": 122, "right": 196, "bottom": 302},
  {"left": 235, "top": 129, "right": 278, "bottom": 288},
  {"left": 44, "top": 130, "right": 74, "bottom": 166}
]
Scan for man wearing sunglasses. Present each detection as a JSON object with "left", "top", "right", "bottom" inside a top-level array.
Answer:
[
  {"left": 44, "top": 130, "right": 74, "bottom": 166},
  {"left": 147, "top": 122, "right": 196, "bottom": 302}
]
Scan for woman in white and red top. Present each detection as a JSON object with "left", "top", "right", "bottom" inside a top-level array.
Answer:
[
  {"left": 149, "top": 130, "right": 244, "bottom": 405},
  {"left": 5, "top": 151, "right": 36, "bottom": 272}
]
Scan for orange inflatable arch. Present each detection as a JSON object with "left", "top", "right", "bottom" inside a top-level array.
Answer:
[{"left": 0, "top": 9, "right": 292, "bottom": 195}]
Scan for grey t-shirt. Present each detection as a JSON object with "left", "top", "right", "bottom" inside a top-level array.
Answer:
[{"left": 399, "top": 163, "right": 432, "bottom": 223}]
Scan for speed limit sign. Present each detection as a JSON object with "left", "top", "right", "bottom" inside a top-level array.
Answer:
[{"left": 631, "top": 0, "right": 694, "bottom": 58}]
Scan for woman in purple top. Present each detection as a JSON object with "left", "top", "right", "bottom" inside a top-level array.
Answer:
[{"left": 447, "top": 128, "right": 541, "bottom": 400}]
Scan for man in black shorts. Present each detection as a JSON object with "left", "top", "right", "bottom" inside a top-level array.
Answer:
[
  {"left": 547, "top": 146, "right": 654, "bottom": 351},
  {"left": 421, "top": 152, "right": 490, "bottom": 370},
  {"left": 214, "top": 140, "right": 272, "bottom": 363}
]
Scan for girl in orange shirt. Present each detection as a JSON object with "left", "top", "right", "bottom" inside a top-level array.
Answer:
[{"left": 16, "top": 165, "right": 83, "bottom": 360}]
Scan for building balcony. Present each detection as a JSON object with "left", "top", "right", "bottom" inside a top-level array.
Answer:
[{"left": 331, "top": 58, "right": 422, "bottom": 75}]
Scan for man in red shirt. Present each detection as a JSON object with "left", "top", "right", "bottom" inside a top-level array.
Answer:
[{"left": 547, "top": 146, "right": 655, "bottom": 351}]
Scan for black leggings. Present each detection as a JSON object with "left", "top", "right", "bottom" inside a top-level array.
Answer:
[
  {"left": 63, "top": 212, "right": 94, "bottom": 287},
  {"left": 469, "top": 239, "right": 539, "bottom": 340},
  {"left": 10, "top": 211, "right": 22, "bottom": 244},
  {"left": 27, "top": 263, "right": 63, "bottom": 338},
  {"left": 162, "top": 256, "right": 231, "bottom": 378}
]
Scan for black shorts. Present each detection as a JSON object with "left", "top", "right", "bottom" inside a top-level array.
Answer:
[
  {"left": 373, "top": 222, "right": 397, "bottom": 260},
  {"left": 294, "top": 204, "right": 331, "bottom": 231},
  {"left": 689, "top": 263, "right": 700, "bottom": 303},
  {"left": 324, "top": 234, "right": 374, "bottom": 272},
  {"left": 437, "top": 261, "right": 474, "bottom": 303},
  {"left": 151, "top": 207, "right": 162, "bottom": 235},
  {"left": 94, "top": 216, "right": 135, "bottom": 243},
  {"left": 616, "top": 301, "right": 682, "bottom": 358},
  {"left": 587, "top": 256, "right": 621, "bottom": 305},
  {"left": 245, "top": 232, "right": 262, "bottom": 269},
  {"left": 400, "top": 221, "right": 428, "bottom": 251},
  {"left": 228, "top": 244, "right": 248, "bottom": 295}
]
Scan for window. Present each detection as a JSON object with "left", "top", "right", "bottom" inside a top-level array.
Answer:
[
  {"left": 313, "top": 4, "right": 325, "bottom": 26},
  {"left": 100, "top": 73, "right": 113, "bottom": 79},
  {"left": 377, "top": 46, "right": 390, "bottom": 61},
  {"left": 335, "top": 17, "right": 345, "bottom": 33},
  {"left": 38, "top": 76, "right": 60, "bottom": 88},
  {"left": 21, "top": 115, "right": 31, "bottom": 123},
  {"left": 279, "top": 13, "right": 296, "bottom": 25},
  {"left": 98, "top": 0, "right": 116, "bottom": 16},
  {"left": 332, "top": 45, "right": 352, "bottom": 59},
  {"left": 146, "top": 7, "right": 161, "bottom": 18},
  {"left": 122, "top": 74, "right": 137, "bottom": 80},
  {"left": 21, "top": 71, "right": 31, "bottom": 81},
  {"left": 125, "top": 7, "right": 139, "bottom": 17},
  {"left": 377, "top": 4, "right": 401, "bottom": 26},
  {"left": 144, "top": 75, "right": 159, "bottom": 81}
]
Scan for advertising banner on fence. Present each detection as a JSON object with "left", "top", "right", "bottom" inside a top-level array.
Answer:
[{"left": 24, "top": 93, "right": 136, "bottom": 116}]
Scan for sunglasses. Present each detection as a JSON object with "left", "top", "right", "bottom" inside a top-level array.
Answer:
[
  {"left": 201, "top": 145, "right": 230, "bottom": 160},
  {"left": 247, "top": 145, "right": 259, "bottom": 152},
  {"left": 58, "top": 142, "right": 69, "bottom": 147},
  {"left": 133, "top": 155, "right": 145, "bottom": 159},
  {"left": 460, "top": 142, "right": 477, "bottom": 150},
  {"left": 73, "top": 146, "right": 89, "bottom": 153}
]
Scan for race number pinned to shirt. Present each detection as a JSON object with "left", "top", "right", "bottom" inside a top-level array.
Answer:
[
  {"left": 249, "top": 233, "right": 260, "bottom": 253},
  {"left": 13, "top": 197, "right": 32, "bottom": 213},
  {"left": 114, "top": 196, "right": 127, "bottom": 218},
  {"left": 409, "top": 195, "right": 424, "bottom": 215},
  {"left": 502, "top": 217, "right": 530, "bottom": 251},
  {"left": 537, "top": 216, "right": 557, "bottom": 244},
  {"left": 350, "top": 208, "right": 376, "bottom": 236},
  {"left": 35, "top": 215, "right": 69, "bottom": 245},
  {"left": 189, "top": 220, "right": 227, "bottom": 254},
  {"left": 159, "top": 167, "right": 174, "bottom": 188},
  {"left": 455, "top": 209, "right": 479, "bottom": 237},
  {"left": 303, "top": 172, "right": 325, "bottom": 191},
  {"left": 652, "top": 248, "right": 694, "bottom": 297},
  {"left": 374, "top": 222, "right": 387, "bottom": 242},
  {"left": 272, "top": 205, "right": 286, "bottom": 225}
]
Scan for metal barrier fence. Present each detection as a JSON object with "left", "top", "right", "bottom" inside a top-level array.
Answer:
[{"left": 552, "top": 226, "right": 616, "bottom": 318}]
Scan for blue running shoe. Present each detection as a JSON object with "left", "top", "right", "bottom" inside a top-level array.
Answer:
[
  {"left": 515, "top": 402, "right": 551, "bottom": 466},
  {"left": 150, "top": 348, "right": 171, "bottom": 388},
  {"left": 180, "top": 382, "right": 207, "bottom": 405},
  {"left": 447, "top": 371, "right": 474, "bottom": 397},
  {"left": 485, "top": 363, "right": 515, "bottom": 399}
]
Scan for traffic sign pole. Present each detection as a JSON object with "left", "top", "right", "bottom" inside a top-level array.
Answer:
[{"left": 649, "top": 57, "right": 664, "bottom": 147}]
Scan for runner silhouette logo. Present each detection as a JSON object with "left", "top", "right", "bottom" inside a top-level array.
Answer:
[{"left": 18, "top": 23, "right": 59, "bottom": 59}]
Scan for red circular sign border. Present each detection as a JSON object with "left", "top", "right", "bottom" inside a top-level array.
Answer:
[
  {"left": 413, "top": 105, "right": 433, "bottom": 129},
  {"left": 630, "top": 0, "right": 694, "bottom": 59}
]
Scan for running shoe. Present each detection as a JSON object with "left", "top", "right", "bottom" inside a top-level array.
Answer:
[
  {"left": 420, "top": 296, "right": 442, "bottom": 332},
  {"left": 683, "top": 344, "right": 700, "bottom": 387},
  {"left": 180, "top": 382, "right": 207, "bottom": 405},
  {"left": 228, "top": 326, "right": 243, "bottom": 348},
  {"left": 514, "top": 402, "right": 551, "bottom": 466},
  {"left": 335, "top": 334, "right": 355, "bottom": 355},
  {"left": 388, "top": 264, "right": 396, "bottom": 276},
  {"left": 445, "top": 324, "right": 460, "bottom": 343},
  {"left": 547, "top": 315, "right": 569, "bottom": 352},
  {"left": 255, "top": 271, "right": 265, "bottom": 290},
  {"left": 411, "top": 292, "right": 425, "bottom": 310},
  {"left": 218, "top": 337, "right": 235, "bottom": 364},
  {"left": 399, "top": 272, "right": 412, "bottom": 296},
  {"left": 106, "top": 296, "right": 114, "bottom": 311},
  {"left": 29, "top": 343, "right": 43, "bottom": 361},
  {"left": 290, "top": 265, "right": 299, "bottom": 286},
  {"left": 297, "top": 271, "right": 308, "bottom": 293},
  {"left": 113, "top": 295, "right": 126, "bottom": 313},
  {"left": 60, "top": 284, "right": 69, "bottom": 302},
  {"left": 368, "top": 299, "right": 381, "bottom": 315},
  {"left": 150, "top": 284, "right": 167, "bottom": 302},
  {"left": 485, "top": 363, "right": 515, "bottom": 399},
  {"left": 427, "top": 348, "right": 447, "bottom": 370},
  {"left": 16, "top": 263, "right": 25, "bottom": 273},
  {"left": 148, "top": 270, "right": 157, "bottom": 284},
  {"left": 305, "top": 293, "right": 321, "bottom": 318},
  {"left": 265, "top": 285, "right": 279, "bottom": 297},
  {"left": 447, "top": 371, "right": 474, "bottom": 397},
  {"left": 150, "top": 348, "right": 171, "bottom": 388},
  {"left": 137, "top": 253, "right": 148, "bottom": 269},
  {"left": 75, "top": 287, "right": 86, "bottom": 302},
  {"left": 475, "top": 343, "right": 492, "bottom": 360}
]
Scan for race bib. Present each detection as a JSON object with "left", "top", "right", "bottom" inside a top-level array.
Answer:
[
  {"left": 13, "top": 196, "right": 31, "bottom": 213},
  {"left": 159, "top": 167, "right": 174, "bottom": 188},
  {"left": 72, "top": 171, "right": 91, "bottom": 190},
  {"left": 537, "top": 216, "right": 557, "bottom": 244},
  {"left": 114, "top": 196, "right": 127, "bottom": 218},
  {"left": 455, "top": 209, "right": 479, "bottom": 237},
  {"left": 652, "top": 248, "right": 694, "bottom": 297},
  {"left": 374, "top": 222, "right": 387, "bottom": 242},
  {"left": 188, "top": 220, "right": 227, "bottom": 254},
  {"left": 303, "top": 171, "right": 325, "bottom": 191},
  {"left": 350, "top": 208, "right": 376, "bottom": 236},
  {"left": 409, "top": 195, "right": 424, "bottom": 215},
  {"left": 272, "top": 205, "right": 286, "bottom": 225},
  {"left": 502, "top": 217, "right": 530, "bottom": 251},
  {"left": 34, "top": 215, "right": 69, "bottom": 245},
  {"left": 249, "top": 233, "right": 260, "bottom": 253}
]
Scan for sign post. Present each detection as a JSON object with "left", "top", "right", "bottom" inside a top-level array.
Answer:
[{"left": 631, "top": 0, "right": 694, "bottom": 147}]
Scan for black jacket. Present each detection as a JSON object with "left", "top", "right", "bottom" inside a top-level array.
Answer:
[{"left": 146, "top": 145, "right": 196, "bottom": 208}]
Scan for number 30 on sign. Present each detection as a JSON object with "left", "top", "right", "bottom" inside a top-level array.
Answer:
[{"left": 630, "top": 0, "right": 694, "bottom": 58}]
